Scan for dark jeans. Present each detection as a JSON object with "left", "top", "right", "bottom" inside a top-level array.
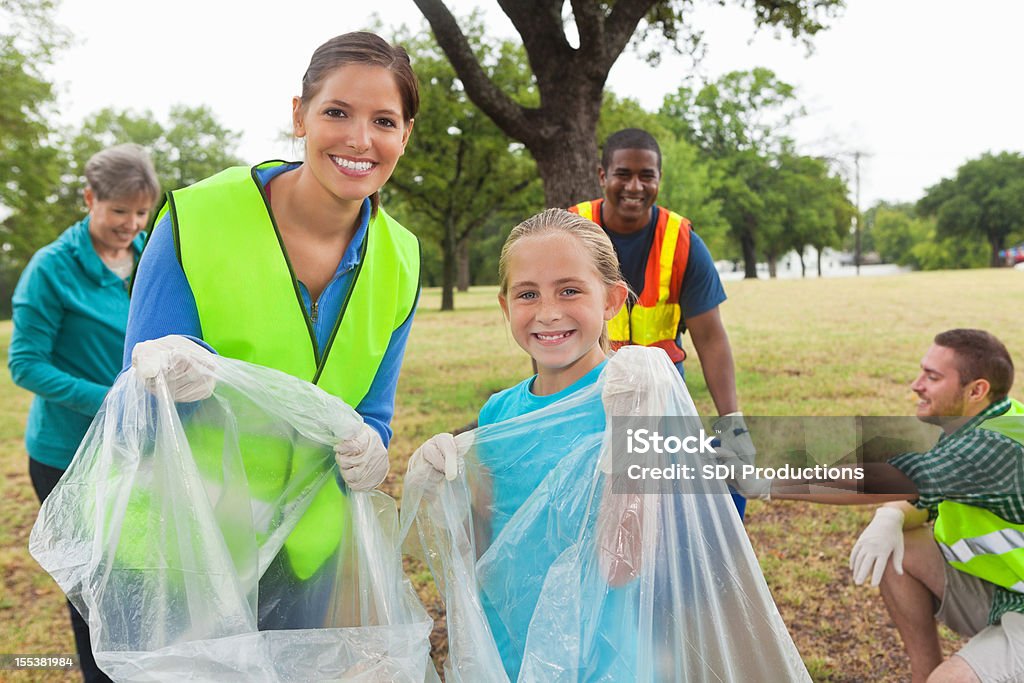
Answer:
[{"left": 29, "top": 459, "right": 113, "bottom": 683}]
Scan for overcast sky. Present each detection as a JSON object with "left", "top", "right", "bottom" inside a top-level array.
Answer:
[{"left": 45, "top": 0, "right": 1024, "bottom": 209}]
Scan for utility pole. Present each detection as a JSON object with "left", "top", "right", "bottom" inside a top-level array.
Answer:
[{"left": 817, "top": 148, "right": 870, "bottom": 275}]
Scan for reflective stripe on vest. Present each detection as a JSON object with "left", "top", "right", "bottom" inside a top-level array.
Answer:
[
  {"left": 933, "top": 398, "right": 1024, "bottom": 592},
  {"left": 158, "top": 161, "right": 420, "bottom": 579},
  {"left": 569, "top": 199, "right": 690, "bottom": 362},
  {"left": 939, "top": 527, "right": 1024, "bottom": 594}
]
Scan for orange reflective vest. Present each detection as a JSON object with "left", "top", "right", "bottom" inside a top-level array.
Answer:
[{"left": 568, "top": 199, "right": 692, "bottom": 362}]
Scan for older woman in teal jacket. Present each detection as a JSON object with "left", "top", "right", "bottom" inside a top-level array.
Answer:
[{"left": 8, "top": 143, "right": 159, "bottom": 683}]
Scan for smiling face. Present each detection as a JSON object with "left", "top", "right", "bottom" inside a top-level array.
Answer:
[
  {"left": 292, "top": 63, "right": 413, "bottom": 207},
  {"left": 84, "top": 188, "right": 153, "bottom": 257},
  {"left": 499, "top": 232, "right": 626, "bottom": 394},
  {"left": 598, "top": 148, "right": 661, "bottom": 234},
  {"left": 911, "top": 344, "right": 977, "bottom": 425}
]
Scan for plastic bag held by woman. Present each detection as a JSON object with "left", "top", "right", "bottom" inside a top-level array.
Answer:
[
  {"left": 403, "top": 346, "right": 810, "bottom": 682},
  {"left": 30, "top": 353, "right": 436, "bottom": 682}
]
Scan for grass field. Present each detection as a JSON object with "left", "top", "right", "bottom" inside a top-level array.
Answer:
[{"left": 2, "top": 268, "right": 1022, "bottom": 681}]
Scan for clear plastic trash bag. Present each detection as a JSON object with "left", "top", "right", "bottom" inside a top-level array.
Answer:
[
  {"left": 30, "top": 355, "right": 437, "bottom": 682},
  {"left": 402, "top": 346, "right": 810, "bottom": 682}
]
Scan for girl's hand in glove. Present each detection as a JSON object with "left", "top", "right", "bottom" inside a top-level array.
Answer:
[
  {"left": 404, "top": 433, "right": 470, "bottom": 528},
  {"left": 405, "top": 433, "right": 462, "bottom": 491}
]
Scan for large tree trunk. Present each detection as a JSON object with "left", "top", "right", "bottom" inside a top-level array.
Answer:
[
  {"left": 816, "top": 247, "right": 824, "bottom": 277},
  {"left": 990, "top": 237, "right": 1003, "bottom": 267},
  {"left": 456, "top": 237, "right": 471, "bottom": 291},
  {"left": 798, "top": 250, "right": 806, "bottom": 278},
  {"left": 741, "top": 221, "right": 758, "bottom": 279},
  {"left": 413, "top": 0, "right": 645, "bottom": 209},
  {"left": 767, "top": 252, "right": 778, "bottom": 278},
  {"left": 531, "top": 133, "right": 602, "bottom": 208},
  {"left": 441, "top": 216, "right": 456, "bottom": 311}
]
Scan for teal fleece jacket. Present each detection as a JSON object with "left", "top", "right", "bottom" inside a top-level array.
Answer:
[{"left": 8, "top": 217, "right": 145, "bottom": 469}]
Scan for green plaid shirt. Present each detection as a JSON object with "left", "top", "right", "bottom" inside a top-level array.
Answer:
[{"left": 891, "top": 398, "right": 1024, "bottom": 624}]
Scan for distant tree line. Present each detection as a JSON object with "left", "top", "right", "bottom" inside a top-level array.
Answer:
[
  {"left": 383, "top": 18, "right": 857, "bottom": 307},
  {"left": 6, "top": 1, "right": 1017, "bottom": 318},
  {"left": 862, "top": 153, "right": 1024, "bottom": 270},
  {"left": 1, "top": 2, "right": 245, "bottom": 315}
]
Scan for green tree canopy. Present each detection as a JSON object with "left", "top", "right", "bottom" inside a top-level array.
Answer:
[
  {"left": 774, "top": 154, "right": 853, "bottom": 277},
  {"left": 918, "top": 151, "right": 1024, "bottom": 266},
  {"left": 0, "top": 0, "right": 69, "bottom": 283},
  {"left": 870, "top": 202, "right": 987, "bottom": 271},
  {"left": 67, "top": 105, "right": 244, "bottom": 192},
  {"left": 660, "top": 68, "right": 803, "bottom": 158},
  {"left": 661, "top": 69, "right": 806, "bottom": 277},
  {"left": 412, "top": 0, "right": 843, "bottom": 207},
  {"left": 49, "top": 106, "right": 245, "bottom": 230},
  {"left": 3, "top": 103, "right": 244, "bottom": 293},
  {"left": 382, "top": 19, "right": 542, "bottom": 311}
]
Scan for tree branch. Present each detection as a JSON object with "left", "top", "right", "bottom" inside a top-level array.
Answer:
[
  {"left": 459, "top": 176, "right": 535, "bottom": 243},
  {"left": 600, "top": 0, "right": 660, "bottom": 73},
  {"left": 570, "top": 0, "right": 604, "bottom": 55},
  {"left": 413, "top": 0, "right": 532, "bottom": 137},
  {"left": 496, "top": 0, "right": 572, "bottom": 65}
]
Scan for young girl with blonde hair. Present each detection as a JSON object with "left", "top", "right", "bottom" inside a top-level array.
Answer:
[{"left": 406, "top": 208, "right": 809, "bottom": 682}]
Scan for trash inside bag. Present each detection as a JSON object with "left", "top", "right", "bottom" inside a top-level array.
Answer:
[
  {"left": 30, "top": 355, "right": 436, "bottom": 682},
  {"left": 403, "top": 346, "right": 811, "bottom": 682}
]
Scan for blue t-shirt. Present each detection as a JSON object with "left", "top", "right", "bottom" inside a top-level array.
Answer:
[
  {"left": 475, "top": 361, "right": 638, "bottom": 681},
  {"left": 479, "top": 361, "right": 607, "bottom": 425},
  {"left": 600, "top": 204, "right": 726, "bottom": 333},
  {"left": 124, "top": 163, "right": 414, "bottom": 445},
  {"left": 478, "top": 361, "right": 607, "bottom": 538}
]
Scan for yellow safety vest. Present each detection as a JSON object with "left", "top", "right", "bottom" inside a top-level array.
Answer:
[
  {"left": 569, "top": 199, "right": 691, "bottom": 362},
  {"left": 933, "top": 399, "right": 1024, "bottom": 592},
  {"left": 152, "top": 161, "right": 420, "bottom": 579}
]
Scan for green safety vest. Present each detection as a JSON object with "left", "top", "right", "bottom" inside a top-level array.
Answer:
[
  {"left": 933, "top": 399, "right": 1024, "bottom": 592},
  {"left": 149, "top": 161, "right": 420, "bottom": 579}
]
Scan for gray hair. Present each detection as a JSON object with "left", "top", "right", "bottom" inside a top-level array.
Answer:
[{"left": 84, "top": 143, "right": 160, "bottom": 201}]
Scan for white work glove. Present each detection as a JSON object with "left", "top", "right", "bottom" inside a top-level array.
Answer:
[
  {"left": 131, "top": 334, "right": 217, "bottom": 402},
  {"left": 405, "top": 433, "right": 470, "bottom": 528},
  {"left": 713, "top": 412, "right": 756, "bottom": 467},
  {"left": 405, "top": 433, "right": 462, "bottom": 489},
  {"left": 727, "top": 467, "right": 772, "bottom": 500},
  {"left": 713, "top": 444, "right": 771, "bottom": 501},
  {"left": 334, "top": 423, "right": 389, "bottom": 491},
  {"left": 850, "top": 506, "right": 905, "bottom": 586}
]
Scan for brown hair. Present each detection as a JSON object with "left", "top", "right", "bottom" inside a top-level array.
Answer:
[
  {"left": 934, "top": 328, "right": 1015, "bottom": 402},
  {"left": 85, "top": 143, "right": 160, "bottom": 203},
  {"left": 498, "top": 208, "right": 627, "bottom": 352},
  {"left": 298, "top": 31, "right": 419, "bottom": 215}
]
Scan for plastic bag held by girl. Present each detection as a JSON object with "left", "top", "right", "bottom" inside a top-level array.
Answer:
[
  {"left": 403, "top": 346, "right": 811, "bottom": 682},
  {"left": 30, "top": 354, "right": 437, "bottom": 682}
]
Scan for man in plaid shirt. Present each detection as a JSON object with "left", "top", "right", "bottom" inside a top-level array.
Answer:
[
  {"left": 730, "top": 329, "right": 1021, "bottom": 681},
  {"left": 845, "top": 329, "right": 1023, "bottom": 683}
]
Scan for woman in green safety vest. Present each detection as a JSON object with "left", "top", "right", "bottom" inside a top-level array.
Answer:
[{"left": 123, "top": 32, "right": 421, "bottom": 629}]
